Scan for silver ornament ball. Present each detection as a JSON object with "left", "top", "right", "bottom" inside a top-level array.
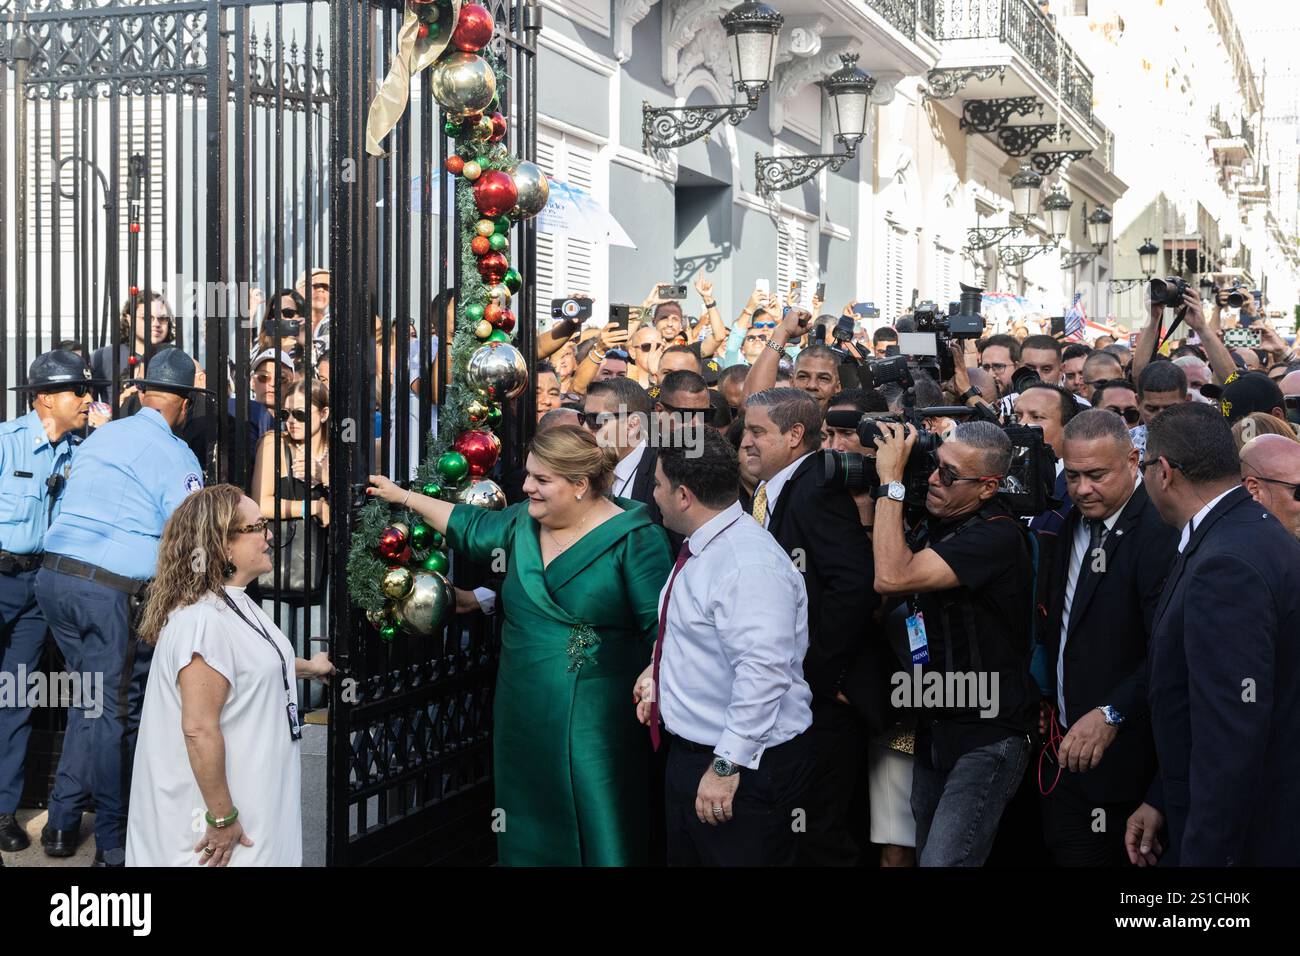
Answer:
[
  {"left": 396, "top": 571, "right": 452, "bottom": 637},
  {"left": 466, "top": 342, "right": 528, "bottom": 401},
  {"left": 510, "top": 161, "right": 551, "bottom": 220},
  {"left": 455, "top": 478, "right": 507, "bottom": 511},
  {"left": 431, "top": 53, "right": 497, "bottom": 119}
]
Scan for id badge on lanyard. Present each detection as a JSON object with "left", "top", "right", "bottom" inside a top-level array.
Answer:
[{"left": 905, "top": 599, "right": 930, "bottom": 665}]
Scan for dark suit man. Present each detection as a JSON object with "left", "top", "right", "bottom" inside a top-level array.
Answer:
[
  {"left": 1128, "top": 403, "right": 1300, "bottom": 867},
  {"left": 740, "top": 387, "right": 880, "bottom": 866},
  {"left": 1040, "top": 410, "right": 1178, "bottom": 866}
]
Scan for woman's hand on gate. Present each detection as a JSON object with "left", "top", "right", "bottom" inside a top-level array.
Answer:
[{"left": 367, "top": 474, "right": 405, "bottom": 505}]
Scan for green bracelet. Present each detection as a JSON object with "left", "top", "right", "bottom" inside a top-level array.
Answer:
[{"left": 206, "top": 807, "right": 239, "bottom": 829}]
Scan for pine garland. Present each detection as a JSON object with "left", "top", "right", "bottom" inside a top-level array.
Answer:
[{"left": 348, "top": 51, "right": 519, "bottom": 619}]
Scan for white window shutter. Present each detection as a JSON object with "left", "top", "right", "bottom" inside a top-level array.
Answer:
[
  {"left": 535, "top": 127, "right": 606, "bottom": 326},
  {"left": 777, "top": 219, "right": 810, "bottom": 302}
]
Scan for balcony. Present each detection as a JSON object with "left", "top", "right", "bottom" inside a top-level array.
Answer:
[
  {"left": 920, "top": 0, "right": 1102, "bottom": 162},
  {"left": 863, "top": 0, "right": 920, "bottom": 41}
]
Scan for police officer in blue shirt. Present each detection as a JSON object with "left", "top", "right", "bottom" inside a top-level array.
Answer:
[
  {"left": 0, "top": 351, "right": 100, "bottom": 854},
  {"left": 35, "top": 347, "right": 208, "bottom": 866}
]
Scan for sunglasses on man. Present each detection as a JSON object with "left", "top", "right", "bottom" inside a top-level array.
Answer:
[
  {"left": 579, "top": 409, "right": 624, "bottom": 430},
  {"left": 934, "top": 463, "right": 1001, "bottom": 487},
  {"left": 1104, "top": 406, "right": 1141, "bottom": 426},
  {"left": 1245, "top": 472, "right": 1300, "bottom": 502},
  {"left": 751, "top": 320, "right": 777, "bottom": 330},
  {"left": 657, "top": 400, "right": 707, "bottom": 420},
  {"left": 42, "top": 384, "right": 93, "bottom": 398},
  {"left": 311, "top": 283, "right": 330, "bottom": 292},
  {"left": 1285, "top": 395, "right": 1300, "bottom": 412},
  {"left": 636, "top": 342, "right": 664, "bottom": 353}
]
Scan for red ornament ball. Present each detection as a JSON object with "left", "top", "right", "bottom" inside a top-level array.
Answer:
[
  {"left": 471, "top": 235, "right": 491, "bottom": 256},
  {"left": 453, "top": 429, "right": 501, "bottom": 478},
  {"left": 498, "top": 310, "right": 516, "bottom": 333},
  {"left": 377, "top": 526, "right": 408, "bottom": 560},
  {"left": 393, "top": 545, "right": 413, "bottom": 566},
  {"left": 477, "top": 251, "right": 509, "bottom": 284},
  {"left": 452, "top": 3, "right": 495, "bottom": 52},
  {"left": 417, "top": 24, "right": 429, "bottom": 39},
  {"left": 445, "top": 155, "right": 465, "bottom": 176},
  {"left": 484, "top": 302, "right": 504, "bottom": 325},
  {"left": 130, "top": 223, "right": 141, "bottom": 234},
  {"left": 490, "top": 112, "right": 508, "bottom": 142},
  {"left": 473, "top": 170, "right": 518, "bottom": 218}
]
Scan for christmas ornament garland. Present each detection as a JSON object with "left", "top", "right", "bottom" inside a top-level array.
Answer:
[{"left": 348, "top": 1, "right": 546, "bottom": 640}]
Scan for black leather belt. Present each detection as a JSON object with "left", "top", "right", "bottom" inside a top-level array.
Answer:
[
  {"left": 42, "top": 553, "right": 149, "bottom": 596},
  {"left": 0, "top": 550, "right": 43, "bottom": 574},
  {"left": 666, "top": 732, "right": 714, "bottom": 754}
]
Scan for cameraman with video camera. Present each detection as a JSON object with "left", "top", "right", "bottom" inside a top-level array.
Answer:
[{"left": 871, "top": 420, "right": 1036, "bottom": 866}]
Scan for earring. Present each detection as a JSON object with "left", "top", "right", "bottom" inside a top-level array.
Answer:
[
  {"left": 223, "top": 557, "right": 236, "bottom": 578},
  {"left": 576, "top": 493, "right": 584, "bottom": 501}
]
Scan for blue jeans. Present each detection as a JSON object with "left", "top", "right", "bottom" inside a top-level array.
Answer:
[
  {"left": 911, "top": 732, "right": 1030, "bottom": 866},
  {"left": 0, "top": 568, "right": 47, "bottom": 812},
  {"left": 34, "top": 569, "right": 152, "bottom": 851}
]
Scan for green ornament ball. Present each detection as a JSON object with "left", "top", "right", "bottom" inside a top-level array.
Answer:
[
  {"left": 443, "top": 119, "right": 462, "bottom": 137},
  {"left": 465, "top": 302, "right": 485, "bottom": 322},
  {"left": 502, "top": 269, "right": 522, "bottom": 293},
  {"left": 436, "top": 451, "right": 470, "bottom": 483},
  {"left": 487, "top": 329, "right": 511, "bottom": 344},
  {"left": 411, "top": 523, "right": 434, "bottom": 550},
  {"left": 431, "top": 530, "right": 446, "bottom": 550},
  {"left": 421, "top": 481, "right": 443, "bottom": 498},
  {"left": 379, "top": 623, "right": 399, "bottom": 642},
  {"left": 494, "top": 216, "right": 512, "bottom": 235},
  {"left": 421, "top": 550, "right": 450, "bottom": 574},
  {"left": 486, "top": 405, "right": 503, "bottom": 428},
  {"left": 488, "top": 232, "right": 508, "bottom": 252}
]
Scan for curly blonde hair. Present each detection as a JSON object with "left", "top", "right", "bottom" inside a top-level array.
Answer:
[{"left": 138, "top": 484, "right": 245, "bottom": 646}]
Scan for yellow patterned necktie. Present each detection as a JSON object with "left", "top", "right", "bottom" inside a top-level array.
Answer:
[{"left": 752, "top": 483, "right": 769, "bottom": 526}]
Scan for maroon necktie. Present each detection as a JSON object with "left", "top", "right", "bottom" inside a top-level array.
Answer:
[{"left": 649, "top": 540, "right": 693, "bottom": 751}]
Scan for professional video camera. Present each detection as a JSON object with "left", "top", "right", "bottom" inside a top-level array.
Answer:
[
  {"left": 820, "top": 402, "right": 1060, "bottom": 517},
  {"left": 894, "top": 283, "right": 986, "bottom": 381}
]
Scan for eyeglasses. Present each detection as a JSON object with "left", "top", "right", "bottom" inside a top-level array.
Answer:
[
  {"left": 312, "top": 283, "right": 330, "bottom": 292},
  {"left": 743, "top": 334, "right": 769, "bottom": 344},
  {"left": 579, "top": 410, "right": 623, "bottom": 430},
  {"left": 277, "top": 408, "right": 310, "bottom": 423},
  {"left": 935, "top": 463, "right": 1001, "bottom": 487},
  {"left": 636, "top": 342, "right": 664, "bottom": 353},
  {"left": 279, "top": 308, "right": 300, "bottom": 319},
  {"left": 231, "top": 518, "right": 270, "bottom": 536},
  {"left": 752, "top": 320, "right": 777, "bottom": 329},
  {"left": 605, "top": 348, "right": 630, "bottom": 362},
  {"left": 657, "top": 400, "right": 708, "bottom": 419},
  {"left": 1105, "top": 406, "right": 1141, "bottom": 426},
  {"left": 981, "top": 362, "right": 1011, "bottom": 374},
  {"left": 44, "top": 384, "right": 93, "bottom": 398},
  {"left": 1285, "top": 396, "right": 1300, "bottom": 412},
  {"left": 1139, "top": 457, "right": 1183, "bottom": 473},
  {"left": 1246, "top": 474, "right": 1300, "bottom": 501}
]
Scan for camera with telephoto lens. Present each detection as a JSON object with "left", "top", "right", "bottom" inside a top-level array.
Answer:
[
  {"left": 1214, "top": 284, "right": 1247, "bottom": 309},
  {"left": 820, "top": 403, "right": 1060, "bottom": 517},
  {"left": 1149, "top": 276, "right": 1190, "bottom": 307}
]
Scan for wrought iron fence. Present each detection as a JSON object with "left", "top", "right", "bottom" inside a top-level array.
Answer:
[
  {"left": 926, "top": 0, "right": 1093, "bottom": 122},
  {"left": 864, "top": 0, "right": 918, "bottom": 41}
]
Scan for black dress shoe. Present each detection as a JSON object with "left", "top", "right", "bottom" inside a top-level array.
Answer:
[
  {"left": 93, "top": 848, "right": 125, "bottom": 867},
  {"left": 0, "top": 814, "right": 29, "bottom": 852},
  {"left": 41, "top": 825, "right": 79, "bottom": 858}
]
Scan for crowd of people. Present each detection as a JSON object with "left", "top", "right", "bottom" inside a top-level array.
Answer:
[{"left": 4, "top": 268, "right": 1300, "bottom": 868}]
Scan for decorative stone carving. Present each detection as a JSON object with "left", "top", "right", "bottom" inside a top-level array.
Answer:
[
  {"left": 614, "top": 0, "right": 660, "bottom": 64},
  {"left": 662, "top": 0, "right": 735, "bottom": 87}
]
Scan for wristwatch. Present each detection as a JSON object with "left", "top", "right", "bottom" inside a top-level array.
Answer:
[
  {"left": 872, "top": 481, "right": 906, "bottom": 502},
  {"left": 959, "top": 386, "right": 982, "bottom": 403},
  {"left": 712, "top": 757, "right": 739, "bottom": 777},
  {"left": 1099, "top": 705, "right": 1124, "bottom": 726},
  {"left": 703, "top": 299, "right": 717, "bottom": 310}
]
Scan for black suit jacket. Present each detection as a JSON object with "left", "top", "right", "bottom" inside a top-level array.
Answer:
[
  {"left": 625, "top": 444, "right": 685, "bottom": 553},
  {"left": 1042, "top": 482, "right": 1177, "bottom": 803},
  {"left": 1146, "top": 486, "right": 1300, "bottom": 866},
  {"left": 758, "top": 455, "right": 887, "bottom": 728}
]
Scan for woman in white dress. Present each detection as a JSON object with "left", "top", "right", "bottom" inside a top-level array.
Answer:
[{"left": 125, "top": 485, "right": 332, "bottom": 867}]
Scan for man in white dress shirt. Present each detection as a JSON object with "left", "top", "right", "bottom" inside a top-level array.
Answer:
[{"left": 635, "top": 428, "right": 814, "bottom": 866}]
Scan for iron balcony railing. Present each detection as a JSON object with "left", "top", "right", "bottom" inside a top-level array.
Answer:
[
  {"left": 921, "top": 0, "right": 1093, "bottom": 123},
  {"left": 864, "top": 0, "right": 919, "bottom": 41}
]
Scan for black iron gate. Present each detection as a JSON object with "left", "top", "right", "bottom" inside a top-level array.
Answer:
[{"left": 1, "top": 0, "right": 538, "bottom": 866}]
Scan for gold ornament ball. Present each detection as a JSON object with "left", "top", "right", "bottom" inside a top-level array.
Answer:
[
  {"left": 382, "top": 566, "right": 415, "bottom": 600},
  {"left": 463, "top": 160, "right": 482, "bottom": 181},
  {"left": 430, "top": 52, "right": 497, "bottom": 118},
  {"left": 466, "top": 398, "right": 491, "bottom": 425},
  {"left": 475, "top": 218, "right": 496, "bottom": 237},
  {"left": 475, "top": 319, "right": 494, "bottom": 339},
  {"left": 395, "top": 571, "right": 453, "bottom": 636},
  {"left": 487, "top": 283, "right": 511, "bottom": 305}
]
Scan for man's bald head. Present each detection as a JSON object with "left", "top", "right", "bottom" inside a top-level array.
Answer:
[
  {"left": 966, "top": 365, "right": 996, "bottom": 401},
  {"left": 1241, "top": 433, "right": 1300, "bottom": 539},
  {"left": 1279, "top": 370, "right": 1300, "bottom": 397}
]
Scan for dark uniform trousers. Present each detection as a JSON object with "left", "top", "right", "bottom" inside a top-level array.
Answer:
[
  {"left": 34, "top": 569, "right": 152, "bottom": 852},
  {"left": 0, "top": 568, "right": 47, "bottom": 812},
  {"left": 1040, "top": 767, "right": 1136, "bottom": 867}
]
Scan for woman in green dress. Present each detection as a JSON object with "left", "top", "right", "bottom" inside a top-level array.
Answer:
[{"left": 368, "top": 425, "right": 672, "bottom": 865}]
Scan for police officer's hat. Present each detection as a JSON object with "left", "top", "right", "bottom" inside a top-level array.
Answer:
[
  {"left": 10, "top": 349, "right": 107, "bottom": 392},
  {"left": 134, "top": 347, "right": 213, "bottom": 397}
]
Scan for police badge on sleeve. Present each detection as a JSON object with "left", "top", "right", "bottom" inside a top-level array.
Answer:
[{"left": 184, "top": 473, "right": 204, "bottom": 493}]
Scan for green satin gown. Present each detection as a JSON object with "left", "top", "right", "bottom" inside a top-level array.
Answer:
[{"left": 445, "top": 497, "right": 672, "bottom": 866}]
